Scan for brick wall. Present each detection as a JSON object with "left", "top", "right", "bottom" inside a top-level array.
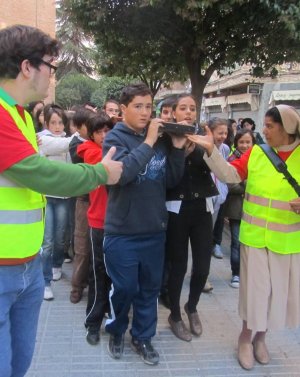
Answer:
[{"left": 0, "top": 0, "right": 56, "bottom": 102}]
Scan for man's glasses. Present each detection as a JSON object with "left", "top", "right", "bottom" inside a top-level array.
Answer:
[{"left": 39, "top": 59, "right": 57, "bottom": 75}]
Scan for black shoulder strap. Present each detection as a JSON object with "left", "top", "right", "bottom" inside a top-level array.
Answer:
[{"left": 259, "top": 144, "right": 300, "bottom": 197}]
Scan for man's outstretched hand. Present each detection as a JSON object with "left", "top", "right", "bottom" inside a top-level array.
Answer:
[{"left": 101, "top": 146, "right": 123, "bottom": 184}]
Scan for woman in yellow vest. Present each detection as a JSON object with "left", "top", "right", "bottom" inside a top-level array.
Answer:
[{"left": 187, "top": 104, "right": 300, "bottom": 371}]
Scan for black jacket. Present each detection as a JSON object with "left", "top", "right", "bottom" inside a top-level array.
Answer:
[{"left": 166, "top": 146, "right": 218, "bottom": 201}]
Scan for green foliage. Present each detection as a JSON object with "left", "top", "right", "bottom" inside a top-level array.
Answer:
[
  {"left": 55, "top": 72, "right": 97, "bottom": 108},
  {"left": 90, "top": 76, "right": 133, "bottom": 108},
  {"left": 56, "top": 72, "right": 132, "bottom": 109},
  {"left": 65, "top": 0, "right": 300, "bottom": 115},
  {"left": 56, "top": 0, "right": 98, "bottom": 79}
]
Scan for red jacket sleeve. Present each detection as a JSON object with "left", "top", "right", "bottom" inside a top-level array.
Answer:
[{"left": 229, "top": 148, "right": 252, "bottom": 181}]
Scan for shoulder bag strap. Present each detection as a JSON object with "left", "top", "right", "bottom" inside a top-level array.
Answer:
[{"left": 259, "top": 144, "right": 300, "bottom": 196}]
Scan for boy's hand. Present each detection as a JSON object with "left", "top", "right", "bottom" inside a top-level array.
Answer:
[
  {"left": 144, "top": 118, "right": 162, "bottom": 147},
  {"left": 187, "top": 126, "right": 214, "bottom": 156},
  {"left": 101, "top": 146, "right": 123, "bottom": 184}
]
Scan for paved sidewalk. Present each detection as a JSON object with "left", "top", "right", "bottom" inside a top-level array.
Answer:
[{"left": 27, "top": 230, "right": 300, "bottom": 377}]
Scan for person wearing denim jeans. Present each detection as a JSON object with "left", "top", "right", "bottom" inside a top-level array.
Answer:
[
  {"left": 41, "top": 197, "right": 69, "bottom": 286},
  {"left": 0, "top": 255, "right": 44, "bottom": 377},
  {"left": 0, "top": 24, "right": 122, "bottom": 377}
]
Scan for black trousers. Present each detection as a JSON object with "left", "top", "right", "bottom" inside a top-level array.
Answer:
[
  {"left": 85, "top": 227, "right": 111, "bottom": 331},
  {"left": 166, "top": 199, "right": 213, "bottom": 321}
]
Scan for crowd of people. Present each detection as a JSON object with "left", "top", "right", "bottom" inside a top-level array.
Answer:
[{"left": 0, "top": 24, "right": 300, "bottom": 377}]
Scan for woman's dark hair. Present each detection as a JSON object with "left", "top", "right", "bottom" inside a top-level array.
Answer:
[
  {"left": 34, "top": 107, "right": 45, "bottom": 132},
  {"left": 0, "top": 25, "right": 59, "bottom": 79},
  {"left": 86, "top": 112, "right": 114, "bottom": 140},
  {"left": 241, "top": 118, "right": 256, "bottom": 131},
  {"left": 172, "top": 93, "right": 196, "bottom": 111},
  {"left": 265, "top": 107, "right": 283, "bottom": 125},
  {"left": 233, "top": 129, "right": 256, "bottom": 149},
  {"left": 43, "top": 103, "right": 68, "bottom": 129},
  {"left": 224, "top": 119, "right": 237, "bottom": 148},
  {"left": 120, "top": 83, "right": 152, "bottom": 106},
  {"left": 27, "top": 101, "right": 44, "bottom": 116}
]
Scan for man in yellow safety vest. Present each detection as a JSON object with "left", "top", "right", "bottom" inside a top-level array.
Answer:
[{"left": 0, "top": 24, "right": 122, "bottom": 377}]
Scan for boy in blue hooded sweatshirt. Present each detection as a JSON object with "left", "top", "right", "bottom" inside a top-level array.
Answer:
[{"left": 103, "top": 83, "right": 186, "bottom": 365}]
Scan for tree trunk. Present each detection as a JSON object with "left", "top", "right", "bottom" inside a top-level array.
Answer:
[{"left": 186, "top": 55, "right": 216, "bottom": 123}]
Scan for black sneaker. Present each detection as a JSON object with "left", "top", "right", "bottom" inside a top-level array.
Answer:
[
  {"left": 107, "top": 334, "right": 124, "bottom": 359},
  {"left": 86, "top": 328, "right": 100, "bottom": 345},
  {"left": 131, "top": 339, "right": 159, "bottom": 365}
]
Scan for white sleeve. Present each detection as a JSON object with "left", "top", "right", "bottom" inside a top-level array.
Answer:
[
  {"left": 39, "top": 135, "right": 73, "bottom": 155},
  {"left": 204, "top": 145, "right": 242, "bottom": 183}
]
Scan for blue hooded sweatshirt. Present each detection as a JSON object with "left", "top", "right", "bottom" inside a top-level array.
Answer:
[{"left": 103, "top": 122, "right": 185, "bottom": 235}]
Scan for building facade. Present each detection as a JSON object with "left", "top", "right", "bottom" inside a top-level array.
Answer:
[{"left": 202, "top": 63, "right": 300, "bottom": 132}]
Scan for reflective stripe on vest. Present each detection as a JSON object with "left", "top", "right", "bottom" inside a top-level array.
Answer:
[
  {"left": 245, "top": 193, "right": 292, "bottom": 212},
  {"left": 0, "top": 97, "right": 45, "bottom": 259},
  {"left": 240, "top": 144, "right": 300, "bottom": 254},
  {"left": 0, "top": 175, "right": 19, "bottom": 187},
  {"left": 0, "top": 209, "right": 43, "bottom": 224},
  {"left": 242, "top": 212, "right": 300, "bottom": 233}
]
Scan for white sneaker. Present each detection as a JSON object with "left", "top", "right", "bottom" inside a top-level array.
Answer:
[
  {"left": 52, "top": 267, "right": 62, "bottom": 281},
  {"left": 230, "top": 275, "right": 240, "bottom": 288},
  {"left": 44, "top": 286, "right": 54, "bottom": 300},
  {"left": 212, "top": 244, "right": 223, "bottom": 259}
]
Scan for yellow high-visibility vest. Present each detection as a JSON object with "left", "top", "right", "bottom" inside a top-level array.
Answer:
[
  {"left": 0, "top": 98, "right": 46, "bottom": 260},
  {"left": 240, "top": 144, "right": 300, "bottom": 254}
]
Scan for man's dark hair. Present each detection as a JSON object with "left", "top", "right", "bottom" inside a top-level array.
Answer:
[
  {"left": 73, "top": 107, "right": 94, "bottom": 128},
  {"left": 0, "top": 24, "right": 59, "bottom": 79},
  {"left": 120, "top": 83, "right": 152, "bottom": 106},
  {"left": 86, "top": 112, "right": 114, "bottom": 139}
]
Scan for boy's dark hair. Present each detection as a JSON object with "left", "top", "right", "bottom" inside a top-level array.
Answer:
[
  {"left": 86, "top": 112, "right": 114, "bottom": 140},
  {"left": 234, "top": 129, "right": 256, "bottom": 148},
  {"left": 104, "top": 99, "right": 120, "bottom": 109},
  {"left": 0, "top": 25, "right": 59, "bottom": 79},
  {"left": 120, "top": 83, "right": 152, "bottom": 106},
  {"left": 44, "top": 103, "right": 68, "bottom": 128},
  {"left": 160, "top": 97, "right": 176, "bottom": 113},
  {"left": 72, "top": 107, "right": 94, "bottom": 128},
  {"left": 172, "top": 93, "right": 196, "bottom": 111},
  {"left": 34, "top": 107, "right": 44, "bottom": 133},
  {"left": 241, "top": 117, "right": 256, "bottom": 130}
]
